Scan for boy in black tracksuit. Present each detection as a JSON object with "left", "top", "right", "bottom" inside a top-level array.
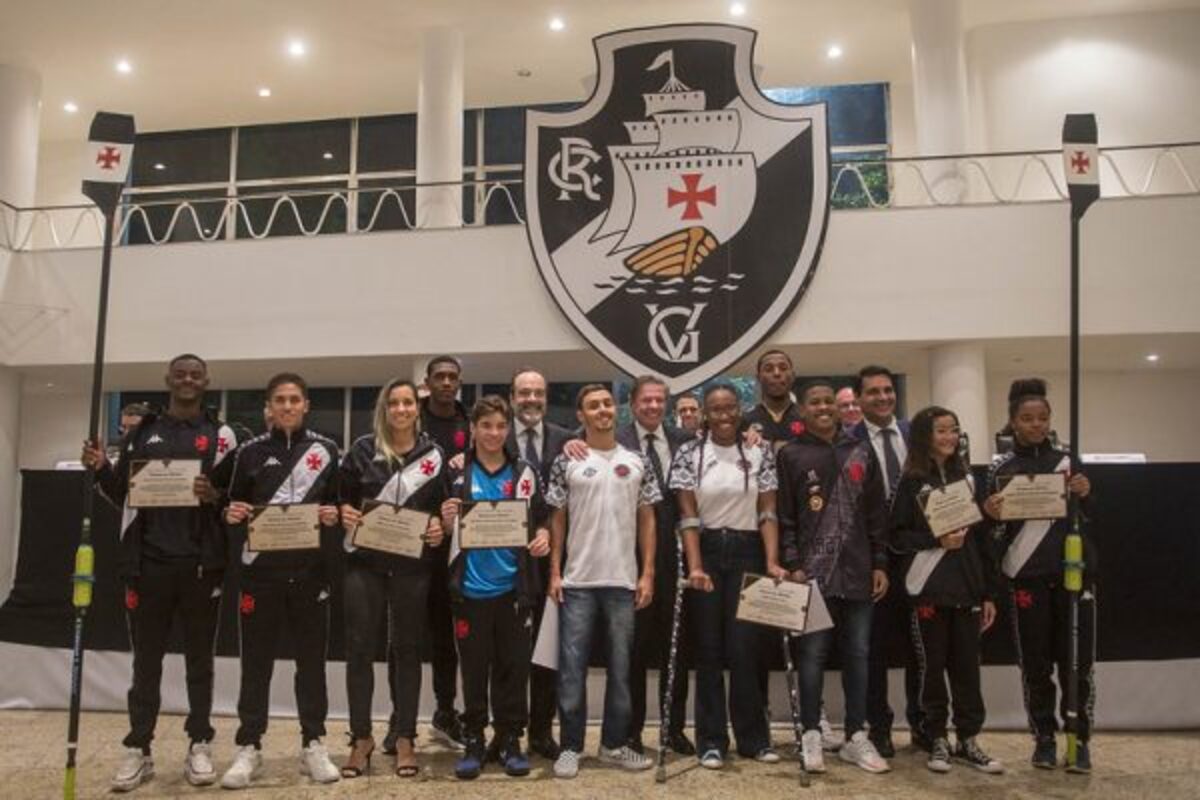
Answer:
[
  {"left": 442, "top": 423, "right": 551, "bottom": 779},
  {"left": 988, "top": 419, "right": 1094, "bottom": 767},
  {"left": 83, "top": 354, "right": 238, "bottom": 792},
  {"left": 221, "top": 373, "right": 341, "bottom": 789},
  {"left": 890, "top": 405, "right": 1003, "bottom": 774}
]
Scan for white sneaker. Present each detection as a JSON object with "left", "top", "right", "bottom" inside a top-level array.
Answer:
[
  {"left": 111, "top": 747, "right": 154, "bottom": 792},
  {"left": 927, "top": 737, "right": 952, "bottom": 773},
  {"left": 553, "top": 749, "right": 580, "bottom": 778},
  {"left": 819, "top": 709, "right": 845, "bottom": 751},
  {"left": 598, "top": 745, "right": 653, "bottom": 771},
  {"left": 300, "top": 739, "right": 341, "bottom": 784},
  {"left": 184, "top": 741, "right": 216, "bottom": 786},
  {"left": 699, "top": 749, "right": 724, "bottom": 770},
  {"left": 754, "top": 747, "right": 781, "bottom": 764},
  {"left": 801, "top": 729, "right": 825, "bottom": 773},
  {"left": 839, "top": 730, "right": 891, "bottom": 773},
  {"left": 220, "top": 745, "right": 263, "bottom": 789}
]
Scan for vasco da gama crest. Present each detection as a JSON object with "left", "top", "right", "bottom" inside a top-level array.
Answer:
[{"left": 526, "top": 24, "right": 830, "bottom": 392}]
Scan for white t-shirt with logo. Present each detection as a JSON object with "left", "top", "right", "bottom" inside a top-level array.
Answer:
[
  {"left": 545, "top": 444, "right": 662, "bottom": 590},
  {"left": 668, "top": 438, "right": 777, "bottom": 530}
]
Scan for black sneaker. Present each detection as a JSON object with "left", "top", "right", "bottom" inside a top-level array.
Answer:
[
  {"left": 927, "top": 737, "right": 952, "bottom": 773},
  {"left": 454, "top": 738, "right": 486, "bottom": 780},
  {"left": 529, "top": 733, "right": 561, "bottom": 760},
  {"left": 382, "top": 726, "right": 401, "bottom": 755},
  {"left": 499, "top": 735, "right": 531, "bottom": 777},
  {"left": 955, "top": 736, "right": 1004, "bottom": 774},
  {"left": 667, "top": 730, "right": 696, "bottom": 756},
  {"left": 624, "top": 736, "right": 645, "bottom": 755},
  {"left": 1032, "top": 736, "right": 1057, "bottom": 769},
  {"left": 431, "top": 709, "right": 466, "bottom": 751},
  {"left": 911, "top": 727, "right": 933, "bottom": 753},
  {"left": 869, "top": 730, "right": 896, "bottom": 759},
  {"left": 1065, "top": 741, "right": 1091, "bottom": 774}
]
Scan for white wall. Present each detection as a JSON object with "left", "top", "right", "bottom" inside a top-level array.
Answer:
[
  {"left": 967, "top": 9, "right": 1200, "bottom": 151},
  {"left": 987, "top": 368, "right": 1200, "bottom": 463}
]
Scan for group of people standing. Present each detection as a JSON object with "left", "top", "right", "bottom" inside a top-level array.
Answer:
[{"left": 80, "top": 347, "right": 1096, "bottom": 792}]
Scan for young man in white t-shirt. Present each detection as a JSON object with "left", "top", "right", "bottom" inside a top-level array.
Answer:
[{"left": 545, "top": 384, "right": 660, "bottom": 778}]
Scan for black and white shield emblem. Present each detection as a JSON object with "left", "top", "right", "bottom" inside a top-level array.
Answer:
[{"left": 526, "top": 24, "right": 830, "bottom": 393}]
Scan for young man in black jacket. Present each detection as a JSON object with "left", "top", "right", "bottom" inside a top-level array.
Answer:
[
  {"left": 220, "top": 372, "right": 341, "bottom": 789},
  {"left": 441, "top": 395, "right": 551, "bottom": 779},
  {"left": 82, "top": 354, "right": 238, "bottom": 793},
  {"left": 773, "top": 378, "right": 891, "bottom": 775}
]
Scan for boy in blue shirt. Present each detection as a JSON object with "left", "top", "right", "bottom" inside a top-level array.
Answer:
[{"left": 441, "top": 395, "right": 551, "bottom": 779}]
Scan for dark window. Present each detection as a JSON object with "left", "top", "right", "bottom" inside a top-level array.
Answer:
[
  {"left": 481, "top": 102, "right": 578, "bottom": 168},
  {"left": 125, "top": 189, "right": 228, "bottom": 245},
  {"left": 463, "top": 109, "right": 478, "bottom": 168},
  {"left": 357, "top": 177, "right": 415, "bottom": 232},
  {"left": 357, "top": 114, "right": 417, "bottom": 173},
  {"left": 236, "top": 120, "right": 351, "bottom": 180},
  {"left": 130, "top": 128, "right": 231, "bottom": 187},
  {"left": 349, "top": 386, "right": 382, "bottom": 444},
  {"left": 227, "top": 386, "right": 346, "bottom": 449},
  {"left": 764, "top": 83, "right": 890, "bottom": 148},
  {"left": 235, "top": 181, "right": 349, "bottom": 238},
  {"left": 830, "top": 151, "right": 890, "bottom": 209},
  {"left": 482, "top": 168, "right": 524, "bottom": 225}
]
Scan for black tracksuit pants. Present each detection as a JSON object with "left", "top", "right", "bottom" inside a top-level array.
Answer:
[
  {"left": 454, "top": 591, "right": 532, "bottom": 742},
  {"left": 1010, "top": 577, "right": 1096, "bottom": 742},
  {"left": 910, "top": 603, "right": 986, "bottom": 741},
  {"left": 630, "top": 562, "right": 690, "bottom": 741},
  {"left": 344, "top": 560, "right": 430, "bottom": 740},
  {"left": 528, "top": 562, "right": 557, "bottom": 738},
  {"left": 234, "top": 569, "right": 329, "bottom": 747},
  {"left": 123, "top": 563, "right": 222, "bottom": 751},
  {"left": 867, "top": 576, "right": 924, "bottom": 737},
  {"left": 426, "top": 549, "right": 459, "bottom": 714}
]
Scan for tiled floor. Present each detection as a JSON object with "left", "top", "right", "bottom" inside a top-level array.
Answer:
[{"left": 8, "top": 710, "right": 1198, "bottom": 799}]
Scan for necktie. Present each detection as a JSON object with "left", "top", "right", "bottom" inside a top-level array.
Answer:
[
  {"left": 881, "top": 427, "right": 901, "bottom": 495},
  {"left": 524, "top": 427, "right": 539, "bottom": 467},
  {"left": 645, "top": 432, "right": 665, "bottom": 486}
]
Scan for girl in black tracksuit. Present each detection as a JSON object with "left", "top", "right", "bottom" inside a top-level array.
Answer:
[
  {"left": 337, "top": 379, "right": 448, "bottom": 778},
  {"left": 890, "top": 406, "right": 1003, "bottom": 775},
  {"left": 984, "top": 379, "right": 1095, "bottom": 773}
]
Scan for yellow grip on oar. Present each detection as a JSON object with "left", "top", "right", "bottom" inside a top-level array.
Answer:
[
  {"left": 72, "top": 544, "right": 95, "bottom": 609},
  {"left": 1063, "top": 532, "right": 1083, "bottom": 592}
]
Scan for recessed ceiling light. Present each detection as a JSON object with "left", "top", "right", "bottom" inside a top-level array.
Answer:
[
  {"left": 153, "top": 163, "right": 166, "bottom": 171},
  {"left": 258, "top": 87, "right": 272, "bottom": 98},
  {"left": 516, "top": 68, "right": 532, "bottom": 78},
  {"left": 63, "top": 101, "right": 78, "bottom": 113},
  {"left": 1145, "top": 353, "right": 1160, "bottom": 362},
  {"left": 45, "top": 382, "right": 55, "bottom": 388},
  {"left": 827, "top": 44, "right": 843, "bottom": 59},
  {"left": 288, "top": 39, "right": 306, "bottom": 57},
  {"left": 116, "top": 59, "right": 133, "bottom": 74},
  {"left": 730, "top": 2, "right": 747, "bottom": 16},
  {"left": 549, "top": 17, "right": 565, "bottom": 31},
  {"left": 322, "top": 151, "right": 333, "bottom": 160}
]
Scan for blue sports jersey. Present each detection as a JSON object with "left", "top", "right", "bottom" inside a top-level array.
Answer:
[{"left": 462, "top": 462, "right": 520, "bottom": 599}]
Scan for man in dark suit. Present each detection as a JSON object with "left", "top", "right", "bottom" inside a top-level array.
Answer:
[
  {"left": 849, "top": 365, "right": 925, "bottom": 758},
  {"left": 617, "top": 375, "right": 695, "bottom": 756},
  {"left": 505, "top": 367, "right": 572, "bottom": 759}
]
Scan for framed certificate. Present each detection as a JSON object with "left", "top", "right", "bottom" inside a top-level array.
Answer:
[
  {"left": 128, "top": 459, "right": 202, "bottom": 508},
  {"left": 920, "top": 479, "right": 983, "bottom": 537},
  {"left": 247, "top": 504, "right": 320, "bottom": 552},
  {"left": 353, "top": 501, "right": 428, "bottom": 559},
  {"left": 459, "top": 499, "right": 529, "bottom": 550},
  {"left": 735, "top": 573, "right": 811, "bottom": 633},
  {"left": 998, "top": 472, "right": 1068, "bottom": 521}
]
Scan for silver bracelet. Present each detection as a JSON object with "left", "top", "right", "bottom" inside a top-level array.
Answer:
[
  {"left": 678, "top": 516, "right": 701, "bottom": 531},
  {"left": 758, "top": 510, "right": 778, "bottom": 524}
]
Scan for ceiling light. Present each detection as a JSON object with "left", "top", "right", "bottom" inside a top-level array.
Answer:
[
  {"left": 288, "top": 39, "right": 306, "bottom": 57},
  {"left": 826, "top": 44, "right": 843, "bottom": 59},
  {"left": 516, "top": 68, "right": 532, "bottom": 78},
  {"left": 63, "top": 101, "right": 78, "bottom": 113},
  {"left": 153, "top": 163, "right": 166, "bottom": 171},
  {"left": 322, "top": 151, "right": 333, "bottom": 160},
  {"left": 1145, "top": 353, "right": 1160, "bottom": 362},
  {"left": 549, "top": 17, "right": 565, "bottom": 31},
  {"left": 730, "top": 2, "right": 747, "bottom": 16},
  {"left": 258, "top": 87, "right": 272, "bottom": 98},
  {"left": 116, "top": 59, "right": 133, "bottom": 74}
]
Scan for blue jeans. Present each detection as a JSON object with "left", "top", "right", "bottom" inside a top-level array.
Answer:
[
  {"left": 795, "top": 596, "right": 873, "bottom": 734},
  {"left": 557, "top": 587, "right": 636, "bottom": 752},
  {"left": 690, "top": 529, "right": 770, "bottom": 757}
]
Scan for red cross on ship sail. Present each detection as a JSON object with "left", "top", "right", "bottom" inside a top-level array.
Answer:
[{"left": 592, "top": 48, "right": 758, "bottom": 279}]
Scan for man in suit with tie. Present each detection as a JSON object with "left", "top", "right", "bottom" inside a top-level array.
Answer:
[
  {"left": 618, "top": 375, "right": 695, "bottom": 756},
  {"left": 506, "top": 368, "right": 572, "bottom": 759},
  {"left": 849, "top": 365, "right": 926, "bottom": 757}
]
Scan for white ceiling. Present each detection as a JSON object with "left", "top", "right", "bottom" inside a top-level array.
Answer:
[{"left": 3, "top": 0, "right": 1196, "bottom": 143}]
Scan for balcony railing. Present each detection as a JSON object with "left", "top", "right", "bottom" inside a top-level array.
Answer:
[{"left": 3, "top": 142, "right": 1197, "bottom": 252}]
